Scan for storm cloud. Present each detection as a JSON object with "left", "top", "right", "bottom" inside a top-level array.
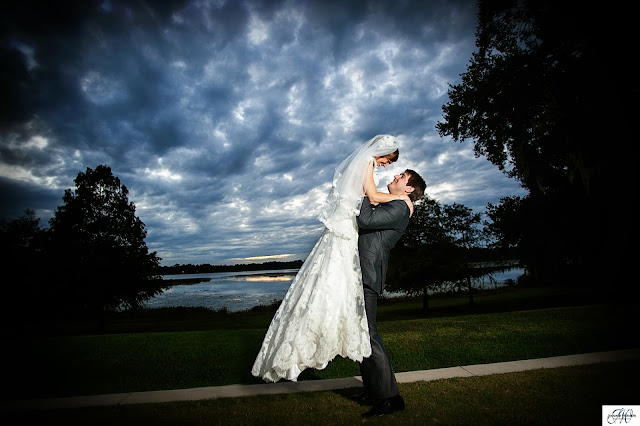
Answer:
[{"left": 0, "top": 0, "right": 525, "bottom": 265}]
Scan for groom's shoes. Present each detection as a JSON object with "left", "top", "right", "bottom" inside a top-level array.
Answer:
[{"left": 361, "top": 394, "right": 405, "bottom": 417}]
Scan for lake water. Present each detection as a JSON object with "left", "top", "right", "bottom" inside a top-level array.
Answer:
[{"left": 144, "top": 267, "right": 524, "bottom": 312}]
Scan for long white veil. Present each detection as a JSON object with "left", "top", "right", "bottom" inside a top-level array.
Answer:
[{"left": 318, "top": 134, "right": 398, "bottom": 237}]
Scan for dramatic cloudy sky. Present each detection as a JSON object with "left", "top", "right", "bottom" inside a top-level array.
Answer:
[{"left": 1, "top": 0, "right": 526, "bottom": 266}]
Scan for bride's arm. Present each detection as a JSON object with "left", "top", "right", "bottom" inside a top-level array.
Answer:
[{"left": 364, "top": 161, "right": 409, "bottom": 203}]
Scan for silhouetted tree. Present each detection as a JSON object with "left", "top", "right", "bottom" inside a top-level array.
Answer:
[
  {"left": 387, "top": 197, "right": 485, "bottom": 312},
  {"left": 442, "top": 203, "right": 483, "bottom": 305},
  {"left": 437, "top": 0, "right": 610, "bottom": 194},
  {"left": 388, "top": 197, "right": 452, "bottom": 312},
  {"left": 0, "top": 209, "right": 42, "bottom": 251},
  {"left": 0, "top": 209, "right": 49, "bottom": 326},
  {"left": 401, "top": 197, "right": 448, "bottom": 248},
  {"left": 48, "top": 165, "right": 164, "bottom": 329},
  {"left": 436, "top": 0, "right": 624, "bottom": 286},
  {"left": 485, "top": 196, "right": 523, "bottom": 257}
]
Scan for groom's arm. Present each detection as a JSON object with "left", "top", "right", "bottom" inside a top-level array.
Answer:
[{"left": 357, "top": 197, "right": 405, "bottom": 230}]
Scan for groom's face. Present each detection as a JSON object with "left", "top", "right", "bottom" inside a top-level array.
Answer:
[{"left": 387, "top": 171, "right": 414, "bottom": 195}]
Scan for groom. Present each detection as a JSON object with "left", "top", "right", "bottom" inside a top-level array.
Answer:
[{"left": 353, "top": 169, "right": 426, "bottom": 417}]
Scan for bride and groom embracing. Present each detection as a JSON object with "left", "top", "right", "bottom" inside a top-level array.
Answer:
[{"left": 252, "top": 135, "right": 426, "bottom": 418}]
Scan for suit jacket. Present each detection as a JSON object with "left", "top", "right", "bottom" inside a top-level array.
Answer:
[{"left": 357, "top": 197, "right": 410, "bottom": 294}]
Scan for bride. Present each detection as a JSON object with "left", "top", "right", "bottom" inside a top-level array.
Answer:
[{"left": 252, "top": 135, "right": 409, "bottom": 382}]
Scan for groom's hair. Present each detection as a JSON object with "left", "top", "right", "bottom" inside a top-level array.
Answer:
[{"left": 405, "top": 169, "right": 426, "bottom": 202}]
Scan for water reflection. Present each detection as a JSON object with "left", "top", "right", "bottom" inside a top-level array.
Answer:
[
  {"left": 144, "top": 270, "right": 297, "bottom": 312},
  {"left": 144, "top": 268, "right": 523, "bottom": 312},
  {"left": 244, "top": 276, "right": 293, "bottom": 282}
]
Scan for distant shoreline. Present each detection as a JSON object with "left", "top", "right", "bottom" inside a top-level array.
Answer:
[
  {"left": 162, "top": 270, "right": 299, "bottom": 287},
  {"left": 159, "top": 260, "right": 304, "bottom": 275},
  {"left": 162, "top": 278, "right": 212, "bottom": 286}
]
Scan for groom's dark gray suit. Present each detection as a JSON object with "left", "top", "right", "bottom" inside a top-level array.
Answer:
[{"left": 357, "top": 196, "right": 410, "bottom": 400}]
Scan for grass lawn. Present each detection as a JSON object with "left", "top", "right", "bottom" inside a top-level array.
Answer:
[
  {"left": 8, "top": 361, "right": 638, "bottom": 425},
  {"left": 4, "top": 286, "right": 637, "bottom": 401}
]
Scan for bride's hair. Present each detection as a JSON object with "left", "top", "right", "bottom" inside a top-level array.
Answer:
[{"left": 382, "top": 149, "right": 399, "bottom": 163}]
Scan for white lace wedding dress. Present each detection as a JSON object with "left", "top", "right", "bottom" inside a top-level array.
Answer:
[{"left": 251, "top": 135, "right": 398, "bottom": 382}]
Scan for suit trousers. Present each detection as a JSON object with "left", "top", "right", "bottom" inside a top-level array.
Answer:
[{"left": 359, "top": 285, "right": 399, "bottom": 400}]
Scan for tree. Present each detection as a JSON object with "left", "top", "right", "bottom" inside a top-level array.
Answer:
[
  {"left": 0, "top": 209, "right": 50, "bottom": 325},
  {"left": 387, "top": 197, "right": 485, "bottom": 312},
  {"left": 485, "top": 196, "right": 523, "bottom": 256},
  {"left": 437, "top": 0, "right": 612, "bottom": 195},
  {"left": 48, "top": 165, "right": 164, "bottom": 328},
  {"left": 442, "top": 204, "right": 483, "bottom": 250},
  {"left": 401, "top": 197, "right": 448, "bottom": 248},
  {"left": 436, "top": 0, "right": 622, "bottom": 286},
  {"left": 442, "top": 203, "right": 483, "bottom": 305},
  {"left": 388, "top": 197, "right": 453, "bottom": 312},
  {"left": 0, "top": 209, "right": 42, "bottom": 251}
]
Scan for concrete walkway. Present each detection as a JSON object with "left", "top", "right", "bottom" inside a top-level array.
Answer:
[{"left": 6, "top": 348, "right": 640, "bottom": 411}]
